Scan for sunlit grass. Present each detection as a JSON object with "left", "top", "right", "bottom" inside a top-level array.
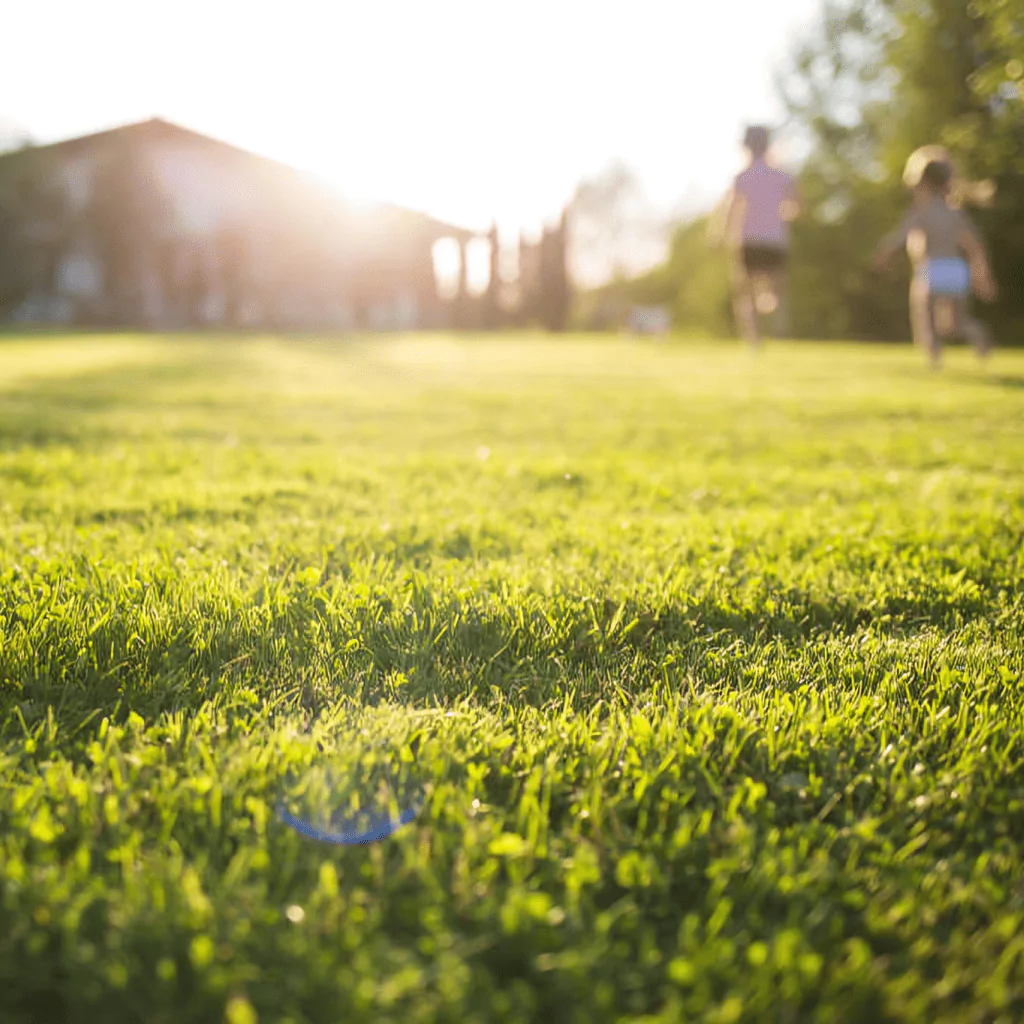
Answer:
[{"left": 1, "top": 332, "right": 1023, "bottom": 1023}]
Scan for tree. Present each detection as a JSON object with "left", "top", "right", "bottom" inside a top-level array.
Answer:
[
  {"left": 568, "top": 161, "right": 669, "bottom": 289},
  {"left": 778, "top": 0, "right": 1024, "bottom": 340},
  {"left": 538, "top": 210, "right": 571, "bottom": 332},
  {"left": 617, "top": 216, "right": 733, "bottom": 336},
  {"left": 969, "top": 0, "right": 1024, "bottom": 170},
  {"left": 773, "top": 1, "right": 906, "bottom": 338},
  {"left": 960, "top": 0, "right": 1024, "bottom": 335},
  {"left": 0, "top": 145, "right": 65, "bottom": 319}
]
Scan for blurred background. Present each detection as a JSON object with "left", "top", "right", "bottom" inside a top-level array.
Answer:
[{"left": 1, "top": 0, "right": 1022, "bottom": 341}]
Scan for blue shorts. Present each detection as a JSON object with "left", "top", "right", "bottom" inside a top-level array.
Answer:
[{"left": 920, "top": 258, "right": 971, "bottom": 297}]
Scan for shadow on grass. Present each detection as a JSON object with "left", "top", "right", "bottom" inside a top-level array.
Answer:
[
  {"left": 0, "top": 341, "right": 250, "bottom": 450},
  {"left": 984, "top": 373, "right": 1024, "bottom": 391},
  {"left": 0, "top": 572, "right": 1004, "bottom": 750}
]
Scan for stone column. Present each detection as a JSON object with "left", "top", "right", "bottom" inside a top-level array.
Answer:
[
  {"left": 451, "top": 237, "right": 469, "bottom": 328},
  {"left": 485, "top": 223, "right": 501, "bottom": 328},
  {"left": 457, "top": 238, "right": 469, "bottom": 301}
]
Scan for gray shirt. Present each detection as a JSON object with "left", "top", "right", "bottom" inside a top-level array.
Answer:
[{"left": 882, "top": 197, "right": 979, "bottom": 264}]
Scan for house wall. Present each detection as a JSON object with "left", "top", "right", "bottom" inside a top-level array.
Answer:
[{"left": 3, "top": 126, "right": 455, "bottom": 331}]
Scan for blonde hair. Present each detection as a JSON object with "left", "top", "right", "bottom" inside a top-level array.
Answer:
[{"left": 903, "top": 144, "right": 996, "bottom": 209}]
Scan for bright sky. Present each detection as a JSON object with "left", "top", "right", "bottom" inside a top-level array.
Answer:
[{"left": 5, "top": 0, "right": 820, "bottom": 236}]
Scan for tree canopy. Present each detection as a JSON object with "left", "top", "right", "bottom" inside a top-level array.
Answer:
[
  {"left": 617, "top": 0, "right": 1024, "bottom": 342},
  {"left": 779, "top": 0, "right": 1024, "bottom": 340}
]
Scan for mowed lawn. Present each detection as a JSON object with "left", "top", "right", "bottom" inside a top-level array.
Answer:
[{"left": 2, "top": 333, "right": 1024, "bottom": 1024}]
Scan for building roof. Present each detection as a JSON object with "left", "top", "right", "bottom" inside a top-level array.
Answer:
[{"left": 0, "top": 117, "right": 475, "bottom": 242}]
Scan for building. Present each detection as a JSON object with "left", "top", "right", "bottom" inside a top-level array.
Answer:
[{"left": 0, "top": 118, "right": 478, "bottom": 330}]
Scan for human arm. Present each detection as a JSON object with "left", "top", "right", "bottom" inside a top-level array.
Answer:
[
  {"left": 781, "top": 176, "right": 802, "bottom": 223},
  {"left": 959, "top": 220, "right": 997, "bottom": 302},
  {"left": 874, "top": 210, "right": 914, "bottom": 271}
]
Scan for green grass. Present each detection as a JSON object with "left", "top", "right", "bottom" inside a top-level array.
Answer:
[{"left": 2, "top": 332, "right": 1024, "bottom": 1024}]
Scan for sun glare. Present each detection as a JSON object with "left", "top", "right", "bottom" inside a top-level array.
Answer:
[
  {"left": 432, "top": 238, "right": 462, "bottom": 299},
  {"left": 5, "top": 0, "right": 820, "bottom": 235}
]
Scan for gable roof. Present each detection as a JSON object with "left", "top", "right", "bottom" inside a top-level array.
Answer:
[{"left": 0, "top": 117, "right": 475, "bottom": 241}]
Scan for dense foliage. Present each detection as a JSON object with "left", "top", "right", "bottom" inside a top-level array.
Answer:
[
  {"left": 620, "top": 0, "right": 1024, "bottom": 343},
  {"left": 782, "top": 0, "right": 1024, "bottom": 341}
]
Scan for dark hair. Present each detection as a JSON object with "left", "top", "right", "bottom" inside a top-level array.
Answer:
[
  {"left": 744, "top": 126, "right": 770, "bottom": 156},
  {"left": 921, "top": 160, "right": 952, "bottom": 190}
]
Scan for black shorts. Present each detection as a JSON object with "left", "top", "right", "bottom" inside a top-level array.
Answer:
[{"left": 741, "top": 246, "right": 788, "bottom": 273}]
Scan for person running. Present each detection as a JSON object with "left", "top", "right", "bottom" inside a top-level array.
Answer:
[
  {"left": 710, "top": 125, "right": 801, "bottom": 348},
  {"left": 874, "top": 145, "right": 997, "bottom": 370}
]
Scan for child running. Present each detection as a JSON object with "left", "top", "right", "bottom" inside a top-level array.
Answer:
[
  {"left": 711, "top": 125, "right": 801, "bottom": 348},
  {"left": 875, "top": 145, "right": 997, "bottom": 370}
]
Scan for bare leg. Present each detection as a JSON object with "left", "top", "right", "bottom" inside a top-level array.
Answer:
[
  {"left": 731, "top": 261, "right": 760, "bottom": 348},
  {"left": 910, "top": 279, "right": 940, "bottom": 369},
  {"left": 954, "top": 298, "right": 992, "bottom": 361},
  {"left": 933, "top": 297, "right": 957, "bottom": 339},
  {"left": 764, "top": 267, "right": 790, "bottom": 338}
]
